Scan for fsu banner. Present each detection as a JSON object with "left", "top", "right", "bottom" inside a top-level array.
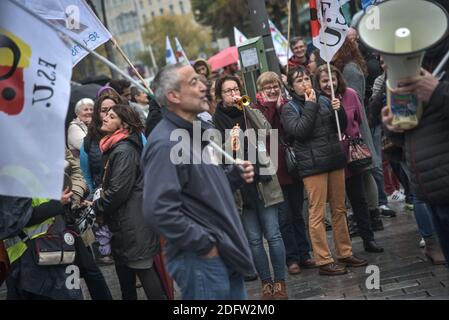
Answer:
[
  {"left": 309, "top": 0, "right": 350, "bottom": 62},
  {"left": 0, "top": 0, "right": 72, "bottom": 199}
]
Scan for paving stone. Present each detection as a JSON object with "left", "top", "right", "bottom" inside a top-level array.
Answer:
[
  {"left": 387, "top": 291, "right": 429, "bottom": 300},
  {"left": 426, "top": 287, "right": 449, "bottom": 297},
  {"left": 381, "top": 279, "right": 419, "bottom": 292}
]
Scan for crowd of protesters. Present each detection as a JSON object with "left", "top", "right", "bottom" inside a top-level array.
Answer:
[{"left": 1, "top": 4, "right": 449, "bottom": 301}]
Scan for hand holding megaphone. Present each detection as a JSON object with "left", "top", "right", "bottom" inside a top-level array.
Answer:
[{"left": 392, "top": 68, "right": 439, "bottom": 104}]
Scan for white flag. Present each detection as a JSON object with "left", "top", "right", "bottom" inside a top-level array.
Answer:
[
  {"left": 0, "top": 0, "right": 73, "bottom": 199},
  {"left": 165, "top": 36, "right": 177, "bottom": 65},
  {"left": 174, "top": 37, "right": 189, "bottom": 65},
  {"left": 18, "top": 0, "right": 112, "bottom": 66},
  {"left": 309, "top": 0, "right": 350, "bottom": 62},
  {"left": 233, "top": 27, "right": 248, "bottom": 47},
  {"left": 268, "top": 20, "right": 293, "bottom": 66}
]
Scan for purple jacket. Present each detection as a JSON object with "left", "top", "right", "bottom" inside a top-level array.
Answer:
[{"left": 341, "top": 88, "right": 365, "bottom": 178}]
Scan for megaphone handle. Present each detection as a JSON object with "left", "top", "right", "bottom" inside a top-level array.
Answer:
[{"left": 432, "top": 50, "right": 449, "bottom": 78}]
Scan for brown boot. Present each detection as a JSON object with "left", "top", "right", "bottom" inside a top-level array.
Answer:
[
  {"left": 272, "top": 280, "right": 288, "bottom": 300},
  {"left": 424, "top": 238, "right": 446, "bottom": 265},
  {"left": 261, "top": 281, "right": 273, "bottom": 300}
]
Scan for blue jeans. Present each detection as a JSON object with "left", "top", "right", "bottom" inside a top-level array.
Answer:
[
  {"left": 428, "top": 205, "right": 449, "bottom": 266},
  {"left": 401, "top": 163, "right": 435, "bottom": 239},
  {"left": 413, "top": 197, "right": 435, "bottom": 238},
  {"left": 278, "top": 181, "right": 311, "bottom": 266},
  {"left": 166, "top": 251, "right": 247, "bottom": 300},
  {"left": 241, "top": 197, "right": 286, "bottom": 282},
  {"left": 371, "top": 125, "right": 388, "bottom": 206}
]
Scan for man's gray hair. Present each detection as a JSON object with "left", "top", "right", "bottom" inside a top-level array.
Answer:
[
  {"left": 74, "top": 98, "right": 94, "bottom": 115},
  {"left": 152, "top": 63, "right": 185, "bottom": 107}
]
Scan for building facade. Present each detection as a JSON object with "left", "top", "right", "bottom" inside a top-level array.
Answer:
[{"left": 93, "top": 0, "right": 192, "bottom": 72}]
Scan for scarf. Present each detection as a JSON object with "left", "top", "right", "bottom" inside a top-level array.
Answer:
[
  {"left": 213, "top": 102, "right": 247, "bottom": 138},
  {"left": 99, "top": 128, "right": 129, "bottom": 153}
]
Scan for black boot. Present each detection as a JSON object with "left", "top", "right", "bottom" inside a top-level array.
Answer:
[
  {"left": 363, "top": 240, "right": 384, "bottom": 253},
  {"left": 369, "top": 209, "right": 384, "bottom": 231}
]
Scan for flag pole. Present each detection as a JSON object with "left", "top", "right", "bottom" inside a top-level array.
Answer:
[
  {"left": 321, "top": 23, "right": 342, "bottom": 141},
  {"left": 286, "top": 0, "right": 292, "bottom": 74},
  {"left": 111, "top": 38, "right": 154, "bottom": 95},
  {"left": 9, "top": 0, "right": 151, "bottom": 97}
]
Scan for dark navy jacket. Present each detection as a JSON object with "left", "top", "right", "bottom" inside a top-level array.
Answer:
[{"left": 141, "top": 109, "right": 255, "bottom": 275}]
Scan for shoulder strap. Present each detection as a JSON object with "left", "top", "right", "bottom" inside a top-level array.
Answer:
[{"left": 286, "top": 100, "right": 301, "bottom": 115}]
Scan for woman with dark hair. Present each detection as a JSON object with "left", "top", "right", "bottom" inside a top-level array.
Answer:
[
  {"left": 213, "top": 74, "right": 287, "bottom": 299},
  {"left": 79, "top": 93, "right": 122, "bottom": 265},
  {"left": 281, "top": 66, "right": 367, "bottom": 276},
  {"left": 93, "top": 104, "right": 165, "bottom": 300},
  {"left": 315, "top": 64, "right": 383, "bottom": 253}
]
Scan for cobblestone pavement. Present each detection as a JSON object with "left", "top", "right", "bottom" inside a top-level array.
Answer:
[{"left": 1, "top": 202, "right": 448, "bottom": 300}]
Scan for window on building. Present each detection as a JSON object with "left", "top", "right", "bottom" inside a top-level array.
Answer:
[
  {"left": 179, "top": 1, "right": 185, "bottom": 14},
  {"left": 169, "top": 4, "right": 174, "bottom": 14},
  {"left": 148, "top": 0, "right": 152, "bottom": 5},
  {"left": 139, "top": 0, "right": 143, "bottom": 8},
  {"left": 151, "top": 11, "right": 155, "bottom": 17},
  {"left": 160, "top": 8, "right": 164, "bottom": 15},
  {"left": 143, "top": 14, "right": 147, "bottom": 23}
]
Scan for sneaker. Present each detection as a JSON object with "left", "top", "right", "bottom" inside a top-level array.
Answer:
[
  {"left": 405, "top": 202, "right": 414, "bottom": 211},
  {"left": 388, "top": 190, "right": 405, "bottom": 202},
  {"left": 379, "top": 205, "right": 397, "bottom": 218},
  {"left": 419, "top": 238, "right": 426, "bottom": 248}
]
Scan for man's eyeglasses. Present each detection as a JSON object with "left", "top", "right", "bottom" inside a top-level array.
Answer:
[{"left": 223, "top": 88, "right": 240, "bottom": 96}]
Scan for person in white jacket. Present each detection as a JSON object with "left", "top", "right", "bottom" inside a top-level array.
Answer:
[{"left": 68, "top": 98, "right": 94, "bottom": 158}]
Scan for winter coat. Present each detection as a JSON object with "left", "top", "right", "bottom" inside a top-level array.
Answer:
[
  {"left": 252, "top": 93, "right": 293, "bottom": 185},
  {"left": 67, "top": 118, "right": 88, "bottom": 158},
  {"left": 93, "top": 132, "right": 159, "bottom": 265},
  {"left": 213, "top": 102, "right": 284, "bottom": 208},
  {"left": 342, "top": 62, "right": 379, "bottom": 169},
  {"left": 281, "top": 94, "right": 347, "bottom": 178},
  {"left": 341, "top": 88, "right": 370, "bottom": 178},
  {"left": 142, "top": 109, "right": 255, "bottom": 275},
  {"left": 388, "top": 73, "right": 449, "bottom": 205}
]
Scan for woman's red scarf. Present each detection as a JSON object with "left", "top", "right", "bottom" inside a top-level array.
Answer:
[{"left": 99, "top": 128, "right": 129, "bottom": 153}]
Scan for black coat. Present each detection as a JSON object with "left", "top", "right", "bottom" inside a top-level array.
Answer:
[
  {"left": 281, "top": 95, "right": 347, "bottom": 178},
  {"left": 145, "top": 98, "right": 163, "bottom": 138},
  {"left": 403, "top": 80, "right": 449, "bottom": 205},
  {"left": 94, "top": 132, "right": 159, "bottom": 265}
]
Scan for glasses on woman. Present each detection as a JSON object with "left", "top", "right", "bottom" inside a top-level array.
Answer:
[
  {"left": 263, "top": 85, "right": 280, "bottom": 93},
  {"left": 223, "top": 87, "right": 240, "bottom": 96}
]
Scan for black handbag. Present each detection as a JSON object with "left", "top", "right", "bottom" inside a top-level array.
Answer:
[
  {"left": 280, "top": 137, "right": 297, "bottom": 175},
  {"left": 346, "top": 135, "right": 373, "bottom": 170}
]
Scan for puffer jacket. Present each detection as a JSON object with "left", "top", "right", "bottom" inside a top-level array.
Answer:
[
  {"left": 403, "top": 79, "right": 449, "bottom": 205},
  {"left": 281, "top": 94, "right": 347, "bottom": 178},
  {"left": 93, "top": 132, "right": 159, "bottom": 264}
]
